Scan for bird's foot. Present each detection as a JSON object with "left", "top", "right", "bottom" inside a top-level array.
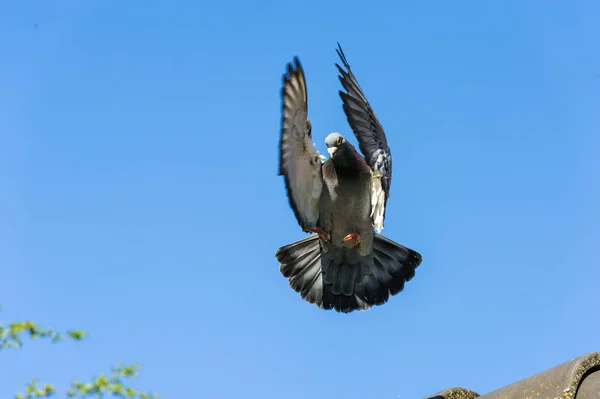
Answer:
[
  {"left": 303, "top": 227, "right": 330, "bottom": 242},
  {"left": 342, "top": 233, "right": 361, "bottom": 248}
]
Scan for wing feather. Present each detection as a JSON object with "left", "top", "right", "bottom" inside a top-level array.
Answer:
[
  {"left": 278, "top": 57, "right": 323, "bottom": 230},
  {"left": 335, "top": 44, "right": 392, "bottom": 232}
]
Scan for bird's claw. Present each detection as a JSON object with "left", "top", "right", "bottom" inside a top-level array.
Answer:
[
  {"left": 303, "top": 227, "right": 330, "bottom": 242},
  {"left": 342, "top": 233, "right": 361, "bottom": 248}
]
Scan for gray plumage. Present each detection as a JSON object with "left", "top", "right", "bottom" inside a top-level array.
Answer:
[{"left": 276, "top": 44, "right": 422, "bottom": 313}]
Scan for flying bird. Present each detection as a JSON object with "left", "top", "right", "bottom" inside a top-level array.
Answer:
[{"left": 275, "top": 44, "right": 423, "bottom": 313}]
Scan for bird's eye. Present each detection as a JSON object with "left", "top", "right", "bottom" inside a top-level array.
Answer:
[{"left": 337, "top": 137, "right": 343, "bottom": 146}]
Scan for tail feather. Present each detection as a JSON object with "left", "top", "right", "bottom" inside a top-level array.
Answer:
[
  {"left": 290, "top": 255, "right": 320, "bottom": 294},
  {"left": 275, "top": 234, "right": 422, "bottom": 313},
  {"left": 278, "top": 235, "right": 320, "bottom": 278},
  {"left": 373, "top": 234, "right": 420, "bottom": 279},
  {"left": 276, "top": 235, "right": 323, "bottom": 303}
]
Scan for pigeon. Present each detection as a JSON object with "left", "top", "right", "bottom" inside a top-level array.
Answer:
[{"left": 275, "top": 43, "right": 423, "bottom": 313}]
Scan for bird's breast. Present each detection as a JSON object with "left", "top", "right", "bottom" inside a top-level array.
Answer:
[{"left": 320, "top": 162, "right": 372, "bottom": 244}]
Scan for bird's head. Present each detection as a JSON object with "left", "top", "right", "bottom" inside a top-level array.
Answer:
[{"left": 325, "top": 132, "right": 351, "bottom": 162}]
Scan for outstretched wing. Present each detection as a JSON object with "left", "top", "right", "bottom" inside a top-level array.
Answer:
[
  {"left": 335, "top": 43, "right": 392, "bottom": 233},
  {"left": 279, "top": 57, "right": 324, "bottom": 231}
]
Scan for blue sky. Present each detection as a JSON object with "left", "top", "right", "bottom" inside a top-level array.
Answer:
[{"left": 1, "top": 1, "right": 598, "bottom": 398}]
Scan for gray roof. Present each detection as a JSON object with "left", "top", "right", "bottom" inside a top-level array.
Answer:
[{"left": 425, "top": 352, "right": 600, "bottom": 399}]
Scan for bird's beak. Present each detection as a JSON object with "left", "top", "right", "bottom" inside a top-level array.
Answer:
[{"left": 327, "top": 147, "right": 338, "bottom": 157}]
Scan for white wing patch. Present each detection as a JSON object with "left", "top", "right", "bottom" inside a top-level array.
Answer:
[{"left": 370, "top": 171, "right": 386, "bottom": 233}]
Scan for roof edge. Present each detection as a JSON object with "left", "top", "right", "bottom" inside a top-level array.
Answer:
[{"left": 423, "top": 352, "right": 600, "bottom": 399}]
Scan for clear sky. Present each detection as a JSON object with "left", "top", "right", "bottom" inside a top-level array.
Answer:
[{"left": 1, "top": 1, "right": 598, "bottom": 398}]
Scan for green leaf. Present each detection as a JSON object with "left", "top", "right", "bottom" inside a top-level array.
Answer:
[{"left": 4, "top": 307, "right": 158, "bottom": 399}]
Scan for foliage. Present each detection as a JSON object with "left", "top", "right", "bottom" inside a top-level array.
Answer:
[
  {"left": 1, "top": 308, "right": 158, "bottom": 399},
  {"left": 0, "top": 319, "right": 86, "bottom": 350}
]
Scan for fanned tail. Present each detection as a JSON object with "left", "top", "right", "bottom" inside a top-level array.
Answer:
[{"left": 275, "top": 234, "right": 422, "bottom": 313}]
